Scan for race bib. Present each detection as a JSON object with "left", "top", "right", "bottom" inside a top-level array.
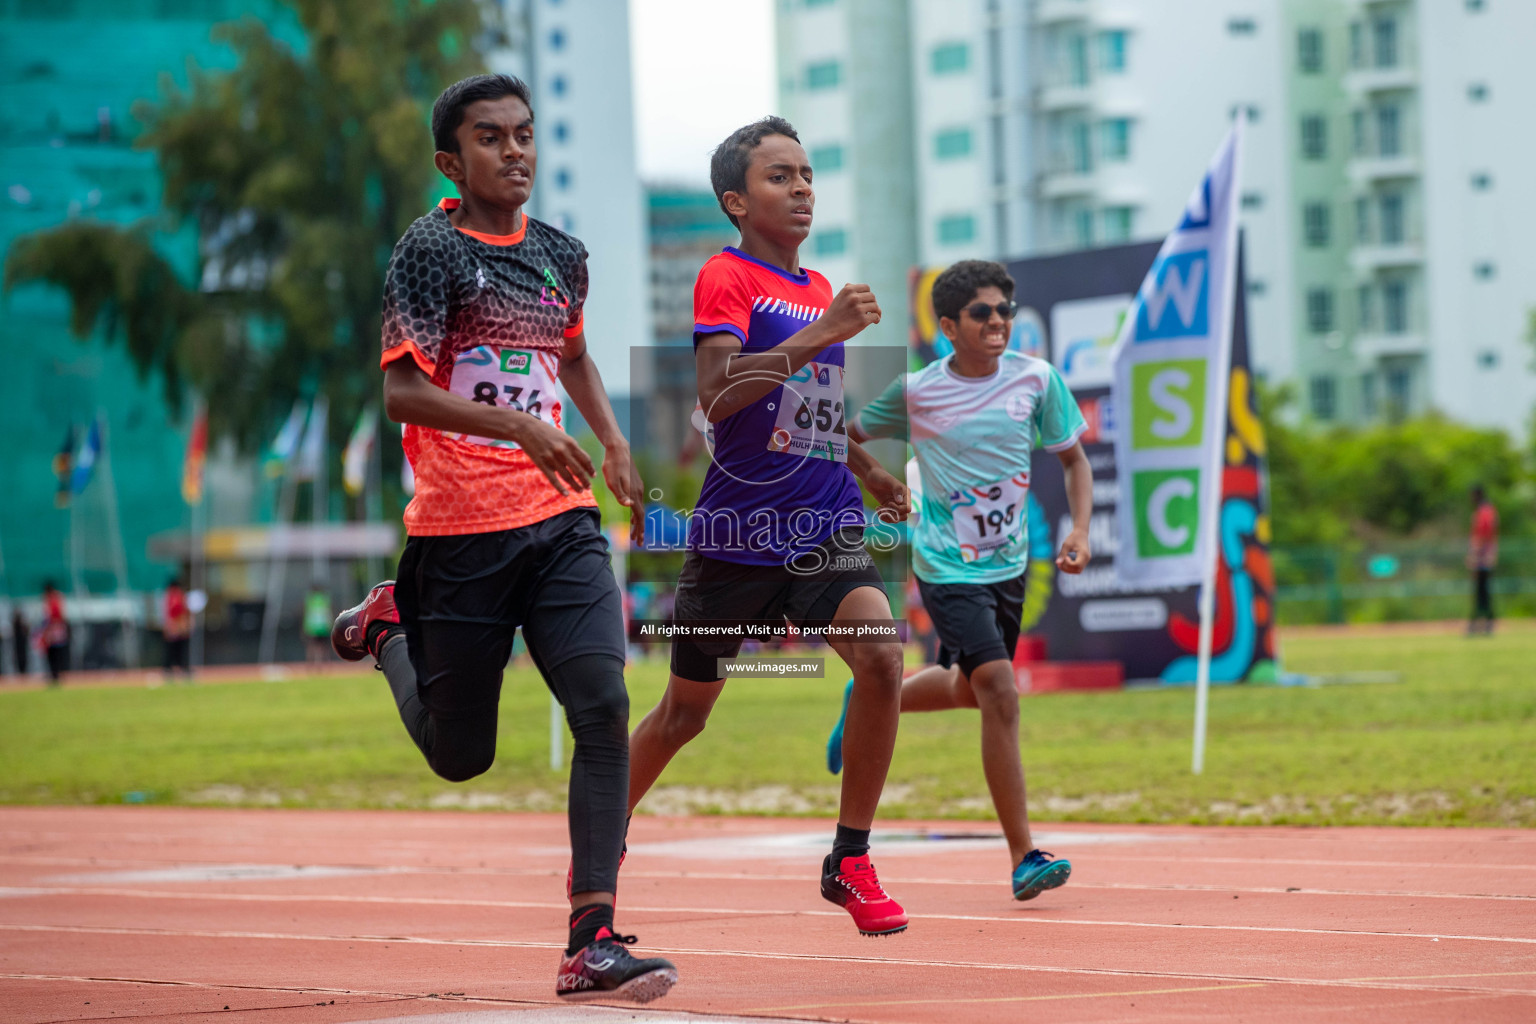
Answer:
[
  {"left": 949, "top": 474, "right": 1030, "bottom": 563},
  {"left": 446, "top": 345, "right": 563, "bottom": 449},
  {"left": 768, "top": 361, "right": 847, "bottom": 462}
]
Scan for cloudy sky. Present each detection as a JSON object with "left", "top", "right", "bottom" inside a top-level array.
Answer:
[{"left": 628, "top": 0, "right": 775, "bottom": 184}]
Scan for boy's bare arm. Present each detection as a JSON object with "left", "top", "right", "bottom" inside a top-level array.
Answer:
[
  {"left": 1055, "top": 441, "right": 1093, "bottom": 573},
  {"left": 382, "top": 359, "right": 595, "bottom": 496},
  {"left": 849, "top": 440, "right": 909, "bottom": 523},
  {"left": 561, "top": 331, "right": 646, "bottom": 545},
  {"left": 695, "top": 283, "right": 881, "bottom": 422}
]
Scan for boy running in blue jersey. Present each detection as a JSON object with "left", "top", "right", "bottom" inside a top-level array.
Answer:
[
  {"left": 832, "top": 260, "right": 1094, "bottom": 901},
  {"left": 625, "top": 117, "right": 914, "bottom": 937}
]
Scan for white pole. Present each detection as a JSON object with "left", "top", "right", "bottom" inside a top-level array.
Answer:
[
  {"left": 96, "top": 414, "right": 140, "bottom": 669},
  {"left": 549, "top": 692, "right": 563, "bottom": 770},
  {"left": 1192, "top": 113, "right": 1246, "bottom": 775},
  {"left": 258, "top": 469, "right": 299, "bottom": 664},
  {"left": 190, "top": 487, "right": 206, "bottom": 671}
]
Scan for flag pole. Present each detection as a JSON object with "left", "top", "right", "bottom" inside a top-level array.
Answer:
[
  {"left": 1192, "top": 112, "right": 1246, "bottom": 775},
  {"left": 94, "top": 412, "right": 140, "bottom": 669}
]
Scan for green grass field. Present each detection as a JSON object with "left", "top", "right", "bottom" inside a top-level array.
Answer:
[{"left": 1, "top": 624, "right": 1532, "bottom": 827}]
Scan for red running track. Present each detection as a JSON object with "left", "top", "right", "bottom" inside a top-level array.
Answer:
[{"left": 2, "top": 807, "right": 1533, "bottom": 1024}]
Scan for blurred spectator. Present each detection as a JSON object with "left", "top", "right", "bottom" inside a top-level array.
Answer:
[
  {"left": 9, "top": 608, "right": 28, "bottom": 678},
  {"left": 162, "top": 577, "right": 193, "bottom": 682},
  {"left": 303, "top": 585, "right": 333, "bottom": 665},
  {"left": 1467, "top": 484, "right": 1498, "bottom": 636},
  {"left": 39, "top": 582, "right": 70, "bottom": 686}
]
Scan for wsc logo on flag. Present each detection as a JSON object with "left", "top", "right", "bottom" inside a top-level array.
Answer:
[{"left": 1134, "top": 250, "right": 1209, "bottom": 341}]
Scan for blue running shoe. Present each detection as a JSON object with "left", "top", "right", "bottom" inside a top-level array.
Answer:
[
  {"left": 1012, "top": 849, "right": 1071, "bottom": 901},
  {"left": 826, "top": 678, "right": 855, "bottom": 775}
]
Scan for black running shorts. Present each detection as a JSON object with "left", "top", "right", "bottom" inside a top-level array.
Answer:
[
  {"left": 916, "top": 572, "right": 1027, "bottom": 678},
  {"left": 670, "top": 526, "right": 886, "bottom": 682},
  {"left": 393, "top": 507, "right": 626, "bottom": 710}
]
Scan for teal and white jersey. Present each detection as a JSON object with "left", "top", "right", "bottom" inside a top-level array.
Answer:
[{"left": 856, "top": 351, "right": 1086, "bottom": 584}]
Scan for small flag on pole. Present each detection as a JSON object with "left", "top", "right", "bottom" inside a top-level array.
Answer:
[
  {"left": 293, "top": 396, "right": 327, "bottom": 483},
  {"left": 53, "top": 424, "right": 75, "bottom": 508},
  {"left": 70, "top": 416, "right": 102, "bottom": 496},
  {"left": 182, "top": 401, "right": 208, "bottom": 506},
  {"left": 342, "top": 404, "right": 378, "bottom": 497},
  {"left": 265, "top": 399, "right": 308, "bottom": 477}
]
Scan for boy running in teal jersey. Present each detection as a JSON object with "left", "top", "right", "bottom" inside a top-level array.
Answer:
[{"left": 831, "top": 260, "right": 1093, "bottom": 901}]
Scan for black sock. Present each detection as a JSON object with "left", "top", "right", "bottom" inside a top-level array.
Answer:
[
  {"left": 831, "top": 823, "right": 871, "bottom": 867},
  {"left": 567, "top": 903, "right": 615, "bottom": 954},
  {"left": 366, "top": 621, "right": 402, "bottom": 659}
]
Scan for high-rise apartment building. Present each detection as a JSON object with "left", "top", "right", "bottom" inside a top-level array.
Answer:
[
  {"left": 1282, "top": 0, "right": 1536, "bottom": 430},
  {"left": 776, "top": 0, "right": 1536, "bottom": 433},
  {"left": 489, "top": 0, "right": 650, "bottom": 390}
]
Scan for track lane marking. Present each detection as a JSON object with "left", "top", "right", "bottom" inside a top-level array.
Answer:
[
  {"left": 3, "top": 890, "right": 1535, "bottom": 945},
  {"left": 6, "top": 923, "right": 1536, "bottom": 998},
  {"left": 745, "top": 982, "right": 1269, "bottom": 1012}
]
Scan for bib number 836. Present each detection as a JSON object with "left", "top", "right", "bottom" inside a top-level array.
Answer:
[{"left": 471, "top": 382, "right": 543, "bottom": 417}]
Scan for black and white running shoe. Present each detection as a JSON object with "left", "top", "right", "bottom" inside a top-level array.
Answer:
[{"left": 555, "top": 927, "right": 677, "bottom": 1003}]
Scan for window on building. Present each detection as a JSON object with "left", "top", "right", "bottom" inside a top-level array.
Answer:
[
  {"left": 1468, "top": 82, "right": 1489, "bottom": 102},
  {"left": 1355, "top": 196, "right": 1371, "bottom": 242},
  {"left": 1477, "top": 349, "right": 1499, "bottom": 369},
  {"left": 805, "top": 60, "right": 841, "bottom": 90},
  {"left": 1372, "top": 16, "right": 1397, "bottom": 68},
  {"left": 1385, "top": 362, "right": 1412, "bottom": 414},
  {"left": 1376, "top": 105, "right": 1400, "bottom": 156},
  {"left": 931, "top": 42, "right": 970, "bottom": 75},
  {"left": 1097, "top": 29, "right": 1128, "bottom": 72},
  {"left": 1102, "top": 206, "right": 1134, "bottom": 242},
  {"left": 1351, "top": 110, "right": 1366, "bottom": 154},
  {"left": 553, "top": 121, "right": 570, "bottom": 143},
  {"left": 1063, "top": 32, "right": 1089, "bottom": 85},
  {"left": 551, "top": 74, "right": 568, "bottom": 97},
  {"left": 815, "top": 229, "right": 847, "bottom": 257},
  {"left": 934, "top": 127, "right": 973, "bottom": 160},
  {"left": 1073, "top": 208, "right": 1094, "bottom": 247},
  {"left": 810, "top": 144, "right": 844, "bottom": 172},
  {"left": 1248, "top": 279, "right": 1268, "bottom": 297},
  {"left": 1466, "top": 0, "right": 1485, "bottom": 11},
  {"left": 938, "top": 214, "right": 976, "bottom": 245},
  {"left": 1099, "top": 118, "right": 1131, "bottom": 161},
  {"left": 1303, "top": 202, "right": 1331, "bottom": 246},
  {"left": 1474, "top": 261, "right": 1497, "bottom": 280},
  {"left": 1242, "top": 192, "right": 1264, "bottom": 210},
  {"left": 555, "top": 167, "right": 572, "bottom": 191},
  {"left": 1306, "top": 288, "right": 1335, "bottom": 333},
  {"left": 1069, "top": 121, "right": 1092, "bottom": 173},
  {"left": 1471, "top": 172, "right": 1493, "bottom": 190},
  {"left": 1297, "top": 27, "right": 1324, "bottom": 73},
  {"left": 1379, "top": 192, "right": 1405, "bottom": 244},
  {"left": 549, "top": 27, "right": 566, "bottom": 50},
  {"left": 1382, "top": 279, "right": 1409, "bottom": 334},
  {"left": 805, "top": 0, "right": 836, "bottom": 7},
  {"left": 1300, "top": 114, "right": 1327, "bottom": 159},
  {"left": 1227, "top": 17, "right": 1257, "bottom": 35},
  {"left": 1361, "top": 371, "right": 1378, "bottom": 418},
  {"left": 1349, "top": 22, "right": 1364, "bottom": 68},
  {"left": 1309, "top": 375, "right": 1337, "bottom": 420},
  {"left": 1358, "top": 284, "right": 1375, "bottom": 331}
]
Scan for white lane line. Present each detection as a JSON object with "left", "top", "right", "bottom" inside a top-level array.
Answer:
[
  {"left": 3, "top": 894, "right": 1535, "bottom": 947},
  {"left": 4, "top": 928, "right": 1536, "bottom": 1000}
]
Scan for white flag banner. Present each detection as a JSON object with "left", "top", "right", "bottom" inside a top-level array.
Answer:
[
  {"left": 293, "top": 396, "right": 328, "bottom": 482},
  {"left": 1112, "top": 121, "right": 1244, "bottom": 587},
  {"left": 342, "top": 404, "right": 378, "bottom": 497}
]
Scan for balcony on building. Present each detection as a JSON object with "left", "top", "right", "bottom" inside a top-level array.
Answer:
[
  {"left": 1032, "top": 0, "right": 1091, "bottom": 27},
  {"left": 1343, "top": 5, "right": 1416, "bottom": 94}
]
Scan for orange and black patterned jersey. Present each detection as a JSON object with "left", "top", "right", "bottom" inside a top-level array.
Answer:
[{"left": 380, "top": 197, "right": 596, "bottom": 536}]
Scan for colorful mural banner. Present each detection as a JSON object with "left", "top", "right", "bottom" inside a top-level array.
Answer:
[
  {"left": 904, "top": 245, "right": 1275, "bottom": 685},
  {"left": 1111, "top": 121, "right": 1243, "bottom": 587}
]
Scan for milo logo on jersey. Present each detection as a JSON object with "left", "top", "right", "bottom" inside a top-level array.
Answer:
[{"left": 499, "top": 350, "right": 532, "bottom": 374}]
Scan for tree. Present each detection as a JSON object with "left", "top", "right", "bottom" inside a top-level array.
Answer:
[{"left": 4, "top": 0, "right": 491, "bottom": 456}]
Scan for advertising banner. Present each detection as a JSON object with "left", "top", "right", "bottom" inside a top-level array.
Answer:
[{"left": 906, "top": 246, "right": 1276, "bottom": 684}]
